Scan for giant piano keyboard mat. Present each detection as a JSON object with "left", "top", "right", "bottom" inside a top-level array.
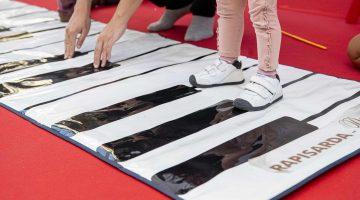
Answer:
[{"left": 0, "top": 1, "right": 359, "bottom": 200}]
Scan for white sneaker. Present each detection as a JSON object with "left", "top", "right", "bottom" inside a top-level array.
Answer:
[
  {"left": 189, "top": 59, "right": 244, "bottom": 88},
  {"left": 234, "top": 73, "right": 283, "bottom": 111}
]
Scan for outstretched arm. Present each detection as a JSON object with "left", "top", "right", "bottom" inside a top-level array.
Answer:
[
  {"left": 64, "top": 0, "right": 92, "bottom": 59},
  {"left": 94, "top": 0, "right": 143, "bottom": 68}
]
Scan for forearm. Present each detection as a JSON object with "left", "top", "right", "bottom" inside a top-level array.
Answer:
[
  {"left": 73, "top": 0, "right": 92, "bottom": 16},
  {"left": 111, "top": 0, "right": 143, "bottom": 26}
]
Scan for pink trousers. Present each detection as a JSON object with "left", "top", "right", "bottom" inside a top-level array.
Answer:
[{"left": 217, "top": 0, "right": 281, "bottom": 71}]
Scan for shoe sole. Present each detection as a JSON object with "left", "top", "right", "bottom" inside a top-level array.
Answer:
[
  {"left": 189, "top": 75, "right": 245, "bottom": 88},
  {"left": 233, "top": 95, "right": 283, "bottom": 111}
]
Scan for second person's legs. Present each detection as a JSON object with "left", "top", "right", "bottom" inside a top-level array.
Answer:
[
  {"left": 150, "top": 0, "right": 193, "bottom": 10},
  {"left": 148, "top": 0, "right": 217, "bottom": 41},
  {"left": 185, "top": 0, "right": 216, "bottom": 41},
  {"left": 148, "top": 0, "right": 194, "bottom": 32}
]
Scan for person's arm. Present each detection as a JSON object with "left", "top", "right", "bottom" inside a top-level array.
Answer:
[
  {"left": 64, "top": 0, "right": 92, "bottom": 59},
  {"left": 94, "top": 0, "right": 143, "bottom": 68}
]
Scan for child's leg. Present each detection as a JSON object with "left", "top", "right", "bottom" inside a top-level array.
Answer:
[
  {"left": 248, "top": 0, "right": 281, "bottom": 76},
  {"left": 184, "top": 0, "right": 216, "bottom": 41},
  {"left": 188, "top": 0, "right": 247, "bottom": 88},
  {"left": 148, "top": 0, "right": 193, "bottom": 32},
  {"left": 233, "top": 0, "right": 282, "bottom": 111},
  {"left": 217, "top": 0, "right": 247, "bottom": 63}
]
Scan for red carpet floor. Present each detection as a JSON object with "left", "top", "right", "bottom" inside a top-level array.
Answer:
[{"left": 1, "top": 1, "right": 359, "bottom": 200}]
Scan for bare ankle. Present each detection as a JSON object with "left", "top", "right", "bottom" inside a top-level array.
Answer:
[
  {"left": 257, "top": 68, "right": 278, "bottom": 79},
  {"left": 220, "top": 56, "right": 237, "bottom": 64}
]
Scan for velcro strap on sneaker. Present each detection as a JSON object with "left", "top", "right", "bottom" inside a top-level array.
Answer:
[
  {"left": 244, "top": 83, "right": 272, "bottom": 99},
  {"left": 250, "top": 75, "right": 277, "bottom": 95}
]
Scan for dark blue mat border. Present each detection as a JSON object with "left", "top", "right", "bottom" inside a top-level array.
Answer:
[
  {"left": 2, "top": 100, "right": 359, "bottom": 200},
  {"left": 0, "top": 102, "right": 184, "bottom": 200},
  {"left": 273, "top": 148, "right": 359, "bottom": 200}
]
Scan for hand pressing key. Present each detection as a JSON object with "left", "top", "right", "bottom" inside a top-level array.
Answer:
[
  {"left": 93, "top": 19, "right": 126, "bottom": 68},
  {"left": 64, "top": 0, "right": 91, "bottom": 59},
  {"left": 93, "top": 0, "right": 143, "bottom": 68},
  {"left": 63, "top": 0, "right": 143, "bottom": 68}
]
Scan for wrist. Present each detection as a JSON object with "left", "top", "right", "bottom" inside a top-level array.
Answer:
[
  {"left": 74, "top": 0, "right": 91, "bottom": 15},
  {"left": 110, "top": 15, "right": 128, "bottom": 28}
]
